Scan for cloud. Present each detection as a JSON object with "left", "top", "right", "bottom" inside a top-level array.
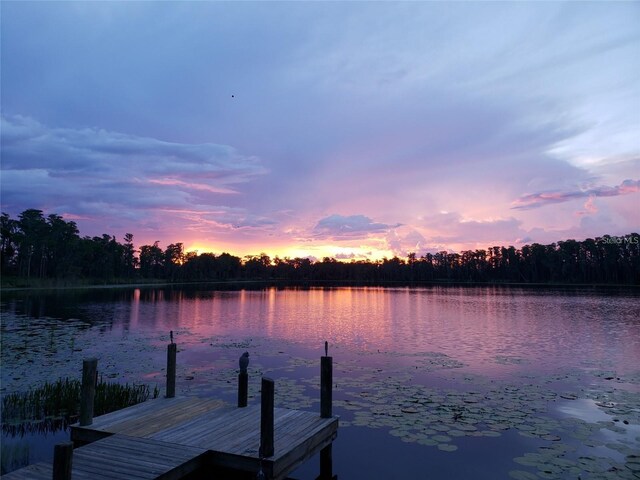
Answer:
[
  {"left": 175, "top": 208, "right": 277, "bottom": 232},
  {"left": 313, "top": 214, "right": 400, "bottom": 240},
  {"left": 420, "top": 212, "right": 530, "bottom": 250},
  {"left": 385, "top": 228, "right": 427, "bottom": 257},
  {"left": 511, "top": 179, "right": 640, "bottom": 210},
  {"left": 576, "top": 196, "right": 598, "bottom": 217},
  {"left": 1, "top": 114, "right": 266, "bottom": 181},
  {"left": 0, "top": 114, "right": 269, "bottom": 236},
  {"left": 334, "top": 252, "right": 356, "bottom": 260}
]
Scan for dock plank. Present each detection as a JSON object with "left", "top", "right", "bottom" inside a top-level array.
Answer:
[
  {"left": 71, "top": 396, "right": 225, "bottom": 444},
  {"left": 3, "top": 435, "right": 208, "bottom": 480},
  {"left": 148, "top": 404, "right": 338, "bottom": 479}
]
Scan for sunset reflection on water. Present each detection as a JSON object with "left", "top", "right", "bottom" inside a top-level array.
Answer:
[{"left": 113, "top": 286, "right": 640, "bottom": 377}]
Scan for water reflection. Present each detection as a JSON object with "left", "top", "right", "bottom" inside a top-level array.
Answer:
[
  {"left": 3, "top": 286, "right": 639, "bottom": 379},
  {"left": 2, "top": 286, "right": 639, "bottom": 478}
]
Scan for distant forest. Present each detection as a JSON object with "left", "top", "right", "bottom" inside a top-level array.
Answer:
[{"left": 1, "top": 209, "right": 639, "bottom": 286}]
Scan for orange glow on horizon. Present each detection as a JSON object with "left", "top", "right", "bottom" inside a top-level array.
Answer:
[
  {"left": 181, "top": 241, "right": 396, "bottom": 262},
  {"left": 148, "top": 231, "right": 541, "bottom": 264}
]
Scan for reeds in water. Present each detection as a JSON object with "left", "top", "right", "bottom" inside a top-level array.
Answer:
[{"left": 1, "top": 377, "right": 159, "bottom": 436}]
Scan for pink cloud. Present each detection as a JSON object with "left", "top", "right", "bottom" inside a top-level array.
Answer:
[
  {"left": 148, "top": 178, "right": 238, "bottom": 195},
  {"left": 511, "top": 179, "right": 640, "bottom": 210},
  {"left": 576, "top": 196, "right": 598, "bottom": 216}
]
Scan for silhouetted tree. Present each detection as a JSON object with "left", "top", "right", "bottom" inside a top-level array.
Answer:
[
  {"left": 45, "top": 214, "right": 80, "bottom": 278},
  {"left": 15, "top": 209, "right": 49, "bottom": 278},
  {"left": 164, "top": 243, "right": 184, "bottom": 281},
  {"left": 139, "top": 241, "right": 164, "bottom": 278},
  {"left": 122, "top": 233, "right": 138, "bottom": 279},
  {"left": 1, "top": 209, "right": 638, "bottom": 285},
  {"left": 1, "top": 213, "right": 18, "bottom": 275}
]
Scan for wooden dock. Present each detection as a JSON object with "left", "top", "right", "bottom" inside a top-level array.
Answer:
[
  {"left": 3, "top": 352, "right": 339, "bottom": 480},
  {"left": 3, "top": 396, "right": 338, "bottom": 480}
]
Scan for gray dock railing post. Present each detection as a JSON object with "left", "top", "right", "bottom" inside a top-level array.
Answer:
[
  {"left": 238, "top": 371, "right": 248, "bottom": 407},
  {"left": 166, "top": 342, "right": 177, "bottom": 398},
  {"left": 319, "top": 342, "right": 335, "bottom": 480},
  {"left": 260, "top": 377, "right": 275, "bottom": 458},
  {"left": 52, "top": 442, "right": 73, "bottom": 480},
  {"left": 79, "top": 358, "right": 98, "bottom": 426}
]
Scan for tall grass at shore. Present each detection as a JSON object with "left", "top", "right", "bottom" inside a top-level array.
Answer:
[{"left": 1, "top": 377, "right": 159, "bottom": 436}]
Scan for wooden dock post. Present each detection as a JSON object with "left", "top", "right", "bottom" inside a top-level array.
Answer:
[
  {"left": 79, "top": 358, "right": 97, "bottom": 426},
  {"left": 238, "top": 371, "right": 248, "bottom": 407},
  {"left": 319, "top": 445, "right": 334, "bottom": 480},
  {"left": 166, "top": 342, "right": 177, "bottom": 398},
  {"left": 52, "top": 442, "right": 73, "bottom": 480},
  {"left": 260, "top": 377, "right": 275, "bottom": 458},
  {"left": 321, "top": 354, "right": 332, "bottom": 418},
  {"left": 318, "top": 344, "right": 335, "bottom": 480}
]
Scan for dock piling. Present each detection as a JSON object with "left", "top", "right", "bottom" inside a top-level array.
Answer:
[
  {"left": 318, "top": 445, "right": 335, "bottom": 480},
  {"left": 79, "top": 358, "right": 98, "bottom": 426},
  {"left": 166, "top": 342, "right": 177, "bottom": 398},
  {"left": 238, "top": 371, "right": 248, "bottom": 407},
  {"left": 321, "top": 355, "right": 332, "bottom": 418},
  {"left": 260, "top": 377, "right": 275, "bottom": 458},
  {"left": 318, "top": 345, "right": 336, "bottom": 480},
  {"left": 52, "top": 442, "right": 73, "bottom": 480}
]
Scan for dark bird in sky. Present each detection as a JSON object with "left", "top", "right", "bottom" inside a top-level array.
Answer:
[
  {"left": 170, "top": 331, "right": 174, "bottom": 344},
  {"left": 239, "top": 351, "right": 249, "bottom": 374},
  {"left": 325, "top": 341, "right": 328, "bottom": 357}
]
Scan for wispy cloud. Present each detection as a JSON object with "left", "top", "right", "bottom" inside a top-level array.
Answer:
[
  {"left": 511, "top": 179, "right": 640, "bottom": 210},
  {"left": 148, "top": 179, "right": 238, "bottom": 195},
  {"left": 576, "top": 196, "right": 598, "bottom": 217},
  {"left": 1, "top": 114, "right": 266, "bottom": 181},
  {"left": 0, "top": 114, "right": 268, "bottom": 236},
  {"left": 313, "top": 214, "right": 400, "bottom": 240}
]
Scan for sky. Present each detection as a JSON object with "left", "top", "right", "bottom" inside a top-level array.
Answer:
[{"left": 1, "top": 2, "right": 639, "bottom": 261}]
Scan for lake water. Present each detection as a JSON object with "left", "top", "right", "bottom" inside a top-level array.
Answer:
[{"left": 1, "top": 285, "right": 639, "bottom": 479}]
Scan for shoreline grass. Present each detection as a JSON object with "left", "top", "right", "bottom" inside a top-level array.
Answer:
[{"left": 1, "top": 377, "right": 159, "bottom": 437}]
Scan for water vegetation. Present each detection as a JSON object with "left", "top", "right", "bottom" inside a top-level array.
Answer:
[{"left": 1, "top": 377, "right": 159, "bottom": 437}]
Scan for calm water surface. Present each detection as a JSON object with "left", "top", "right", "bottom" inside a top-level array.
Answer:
[{"left": 1, "top": 286, "right": 639, "bottom": 479}]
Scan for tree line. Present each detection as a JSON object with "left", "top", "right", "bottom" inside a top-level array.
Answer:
[{"left": 1, "top": 209, "right": 638, "bottom": 285}]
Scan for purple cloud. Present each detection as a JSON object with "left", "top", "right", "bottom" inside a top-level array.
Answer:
[
  {"left": 313, "top": 214, "right": 400, "bottom": 240},
  {"left": 0, "top": 114, "right": 270, "bottom": 235},
  {"left": 511, "top": 179, "right": 640, "bottom": 210}
]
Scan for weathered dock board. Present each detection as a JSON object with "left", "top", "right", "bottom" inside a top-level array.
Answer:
[
  {"left": 71, "top": 396, "right": 225, "bottom": 444},
  {"left": 2, "top": 434, "right": 208, "bottom": 480},
  {"left": 149, "top": 404, "right": 338, "bottom": 479}
]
